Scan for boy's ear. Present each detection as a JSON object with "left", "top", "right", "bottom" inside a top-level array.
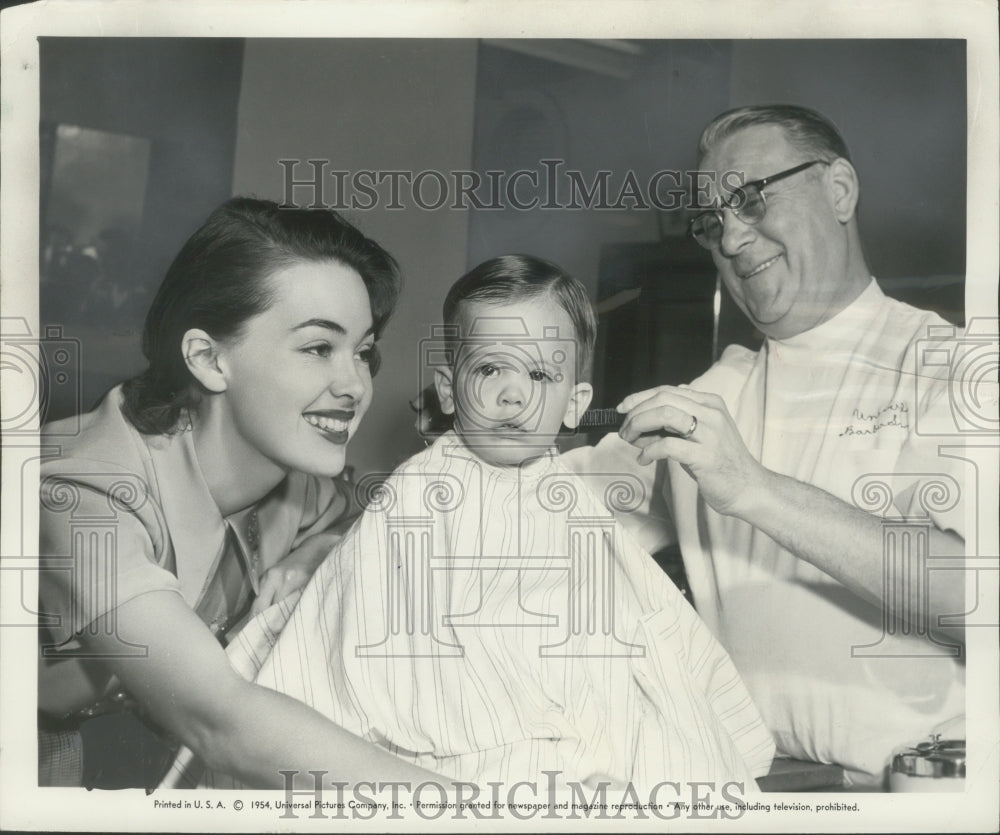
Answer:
[
  {"left": 434, "top": 366, "right": 457, "bottom": 415},
  {"left": 182, "top": 329, "right": 227, "bottom": 394},
  {"left": 561, "top": 382, "right": 594, "bottom": 429}
]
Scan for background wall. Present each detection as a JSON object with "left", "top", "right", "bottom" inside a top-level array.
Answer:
[
  {"left": 231, "top": 38, "right": 478, "bottom": 477},
  {"left": 39, "top": 38, "right": 245, "bottom": 416},
  {"left": 468, "top": 40, "right": 733, "bottom": 298},
  {"left": 729, "top": 39, "right": 966, "bottom": 282}
]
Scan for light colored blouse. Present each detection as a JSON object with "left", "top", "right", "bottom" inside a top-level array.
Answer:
[{"left": 38, "top": 386, "right": 348, "bottom": 718}]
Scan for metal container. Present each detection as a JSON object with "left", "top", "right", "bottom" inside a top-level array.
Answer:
[{"left": 890, "top": 735, "right": 965, "bottom": 792}]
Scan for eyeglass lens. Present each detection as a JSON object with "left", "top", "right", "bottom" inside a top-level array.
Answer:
[
  {"left": 688, "top": 160, "right": 825, "bottom": 249},
  {"left": 690, "top": 185, "right": 767, "bottom": 246}
]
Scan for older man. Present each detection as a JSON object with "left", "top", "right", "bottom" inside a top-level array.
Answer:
[{"left": 567, "top": 105, "right": 966, "bottom": 788}]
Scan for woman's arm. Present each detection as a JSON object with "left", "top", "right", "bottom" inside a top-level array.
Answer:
[{"left": 86, "top": 591, "right": 441, "bottom": 788}]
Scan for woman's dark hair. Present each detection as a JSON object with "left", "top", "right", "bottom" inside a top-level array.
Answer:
[
  {"left": 442, "top": 254, "right": 597, "bottom": 380},
  {"left": 121, "top": 197, "right": 401, "bottom": 434}
]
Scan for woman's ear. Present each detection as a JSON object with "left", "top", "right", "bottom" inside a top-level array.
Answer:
[
  {"left": 561, "top": 382, "right": 594, "bottom": 429},
  {"left": 434, "top": 366, "right": 457, "bottom": 415},
  {"left": 827, "top": 157, "right": 860, "bottom": 224},
  {"left": 182, "top": 329, "right": 227, "bottom": 393}
]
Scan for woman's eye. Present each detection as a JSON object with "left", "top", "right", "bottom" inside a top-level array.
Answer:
[
  {"left": 359, "top": 344, "right": 382, "bottom": 375},
  {"left": 476, "top": 363, "right": 500, "bottom": 378},
  {"left": 529, "top": 369, "right": 552, "bottom": 382},
  {"left": 303, "top": 343, "right": 333, "bottom": 358}
]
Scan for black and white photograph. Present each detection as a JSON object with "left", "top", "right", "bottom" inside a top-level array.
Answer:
[{"left": 1, "top": 1, "right": 997, "bottom": 831}]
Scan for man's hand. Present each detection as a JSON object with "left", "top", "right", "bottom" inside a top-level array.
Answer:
[
  {"left": 617, "top": 385, "right": 766, "bottom": 517},
  {"left": 251, "top": 530, "right": 343, "bottom": 614},
  {"left": 618, "top": 385, "right": 965, "bottom": 638}
]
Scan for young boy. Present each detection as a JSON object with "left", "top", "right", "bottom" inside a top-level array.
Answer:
[{"left": 169, "top": 255, "right": 774, "bottom": 790}]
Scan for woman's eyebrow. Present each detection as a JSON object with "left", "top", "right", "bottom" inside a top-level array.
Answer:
[
  {"left": 293, "top": 318, "right": 346, "bottom": 334},
  {"left": 292, "top": 319, "right": 375, "bottom": 338}
]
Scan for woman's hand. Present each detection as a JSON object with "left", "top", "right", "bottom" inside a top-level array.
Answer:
[
  {"left": 252, "top": 529, "right": 342, "bottom": 614},
  {"left": 617, "top": 385, "right": 768, "bottom": 518}
]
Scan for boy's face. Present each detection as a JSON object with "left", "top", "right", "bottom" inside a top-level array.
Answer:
[{"left": 435, "top": 297, "right": 593, "bottom": 467}]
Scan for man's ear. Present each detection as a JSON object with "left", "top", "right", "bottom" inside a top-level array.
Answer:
[
  {"left": 827, "top": 157, "right": 860, "bottom": 224},
  {"left": 182, "top": 329, "right": 227, "bottom": 393},
  {"left": 561, "top": 382, "right": 594, "bottom": 429},
  {"left": 434, "top": 366, "right": 457, "bottom": 415}
]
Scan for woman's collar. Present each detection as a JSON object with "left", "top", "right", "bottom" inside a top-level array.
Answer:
[{"left": 145, "top": 427, "right": 232, "bottom": 605}]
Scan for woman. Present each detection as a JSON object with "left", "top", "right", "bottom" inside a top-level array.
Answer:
[{"left": 38, "top": 197, "right": 434, "bottom": 789}]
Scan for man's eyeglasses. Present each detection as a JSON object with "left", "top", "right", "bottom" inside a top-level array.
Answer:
[{"left": 687, "top": 160, "right": 827, "bottom": 250}]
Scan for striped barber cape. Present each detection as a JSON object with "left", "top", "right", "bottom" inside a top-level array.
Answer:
[{"left": 164, "top": 432, "right": 774, "bottom": 790}]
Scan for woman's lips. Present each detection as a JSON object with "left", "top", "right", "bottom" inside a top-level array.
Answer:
[{"left": 304, "top": 410, "right": 354, "bottom": 443}]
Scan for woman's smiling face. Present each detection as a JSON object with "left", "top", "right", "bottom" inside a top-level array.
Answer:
[{"left": 215, "top": 259, "right": 375, "bottom": 478}]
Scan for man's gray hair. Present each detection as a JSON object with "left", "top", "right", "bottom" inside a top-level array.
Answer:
[{"left": 698, "top": 104, "right": 853, "bottom": 164}]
